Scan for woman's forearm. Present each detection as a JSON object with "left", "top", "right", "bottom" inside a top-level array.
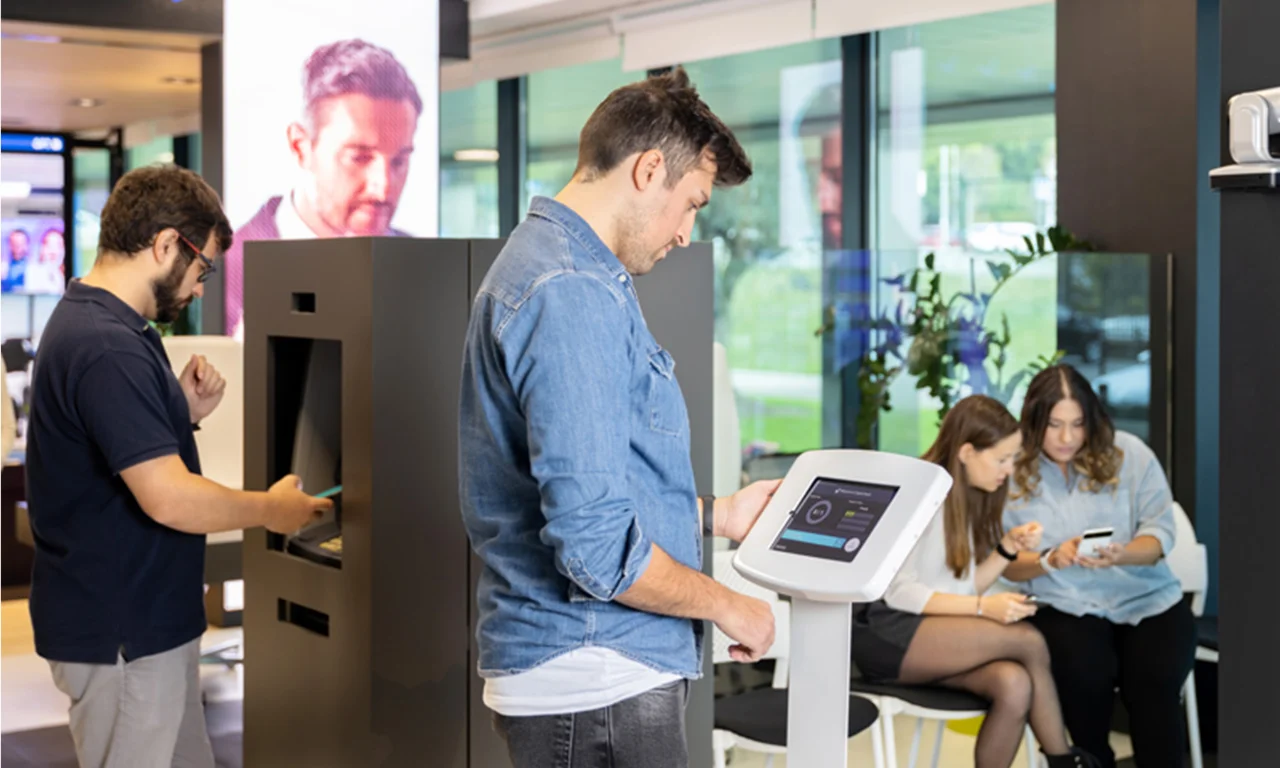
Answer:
[
  {"left": 921, "top": 592, "right": 988, "bottom": 617},
  {"left": 1004, "top": 550, "right": 1045, "bottom": 581},
  {"left": 1117, "top": 534, "right": 1164, "bottom": 566},
  {"left": 974, "top": 551, "right": 1012, "bottom": 593}
]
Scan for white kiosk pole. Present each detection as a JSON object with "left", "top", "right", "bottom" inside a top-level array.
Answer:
[
  {"left": 733, "top": 450, "right": 952, "bottom": 768},
  {"left": 788, "top": 600, "right": 853, "bottom": 767}
]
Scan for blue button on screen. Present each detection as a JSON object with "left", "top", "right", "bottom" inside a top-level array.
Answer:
[{"left": 779, "top": 529, "right": 846, "bottom": 549}]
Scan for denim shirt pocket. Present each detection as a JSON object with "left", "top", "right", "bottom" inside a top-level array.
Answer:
[{"left": 646, "top": 346, "right": 687, "bottom": 437}]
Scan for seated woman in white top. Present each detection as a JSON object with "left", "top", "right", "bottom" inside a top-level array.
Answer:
[
  {"left": 852, "top": 395, "right": 1099, "bottom": 768},
  {"left": 1002, "top": 365, "right": 1195, "bottom": 768}
]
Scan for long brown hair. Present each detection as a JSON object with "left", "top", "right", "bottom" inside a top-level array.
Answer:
[
  {"left": 923, "top": 395, "right": 1020, "bottom": 579},
  {"left": 1013, "top": 364, "right": 1123, "bottom": 499}
]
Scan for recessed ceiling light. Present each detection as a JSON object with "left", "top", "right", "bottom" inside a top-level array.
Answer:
[
  {"left": 72, "top": 98, "right": 103, "bottom": 108},
  {"left": 162, "top": 76, "right": 200, "bottom": 85},
  {"left": 454, "top": 149, "right": 500, "bottom": 163}
]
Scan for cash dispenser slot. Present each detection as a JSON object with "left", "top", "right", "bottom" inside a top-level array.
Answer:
[{"left": 267, "top": 337, "right": 343, "bottom": 568}]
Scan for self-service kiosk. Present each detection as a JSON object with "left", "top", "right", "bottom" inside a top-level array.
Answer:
[
  {"left": 734, "top": 450, "right": 952, "bottom": 767},
  {"left": 241, "top": 237, "right": 718, "bottom": 768}
]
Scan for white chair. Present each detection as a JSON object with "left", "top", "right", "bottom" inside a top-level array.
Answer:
[
  {"left": 849, "top": 678, "right": 1039, "bottom": 768},
  {"left": 1165, "top": 502, "right": 1209, "bottom": 768},
  {"left": 710, "top": 550, "right": 884, "bottom": 768}
]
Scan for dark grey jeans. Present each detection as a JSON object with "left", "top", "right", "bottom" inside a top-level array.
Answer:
[{"left": 493, "top": 679, "right": 689, "bottom": 768}]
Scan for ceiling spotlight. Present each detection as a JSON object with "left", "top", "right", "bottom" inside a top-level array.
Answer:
[
  {"left": 72, "top": 98, "right": 103, "bottom": 108},
  {"left": 162, "top": 76, "right": 200, "bottom": 85},
  {"left": 453, "top": 149, "right": 500, "bottom": 163}
]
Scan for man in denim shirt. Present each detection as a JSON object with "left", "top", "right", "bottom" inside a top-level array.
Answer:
[{"left": 460, "top": 68, "right": 781, "bottom": 767}]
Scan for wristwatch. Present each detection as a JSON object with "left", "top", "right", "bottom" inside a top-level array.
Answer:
[
  {"left": 699, "top": 495, "right": 715, "bottom": 538},
  {"left": 1039, "top": 547, "right": 1058, "bottom": 573}
]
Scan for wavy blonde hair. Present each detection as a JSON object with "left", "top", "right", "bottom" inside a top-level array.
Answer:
[{"left": 1013, "top": 365, "right": 1123, "bottom": 499}]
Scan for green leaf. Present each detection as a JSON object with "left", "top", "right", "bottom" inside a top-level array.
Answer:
[
  {"left": 1023, "top": 235, "right": 1036, "bottom": 256},
  {"left": 925, "top": 252, "right": 936, "bottom": 271},
  {"left": 1035, "top": 232, "right": 1046, "bottom": 254}
]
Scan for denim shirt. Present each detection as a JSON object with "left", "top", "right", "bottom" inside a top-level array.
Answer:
[
  {"left": 459, "top": 197, "right": 703, "bottom": 679},
  {"left": 1002, "top": 431, "right": 1183, "bottom": 625}
]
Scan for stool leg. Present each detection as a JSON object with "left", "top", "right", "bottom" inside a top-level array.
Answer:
[
  {"left": 871, "top": 709, "right": 887, "bottom": 768},
  {"left": 883, "top": 706, "right": 900, "bottom": 768},
  {"left": 930, "top": 720, "right": 944, "bottom": 768},
  {"left": 907, "top": 717, "right": 924, "bottom": 768},
  {"left": 1025, "top": 723, "right": 1038, "bottom": 768},
  {"left": 1185, "top": 673, "right": 1204, "bottom": 768}
]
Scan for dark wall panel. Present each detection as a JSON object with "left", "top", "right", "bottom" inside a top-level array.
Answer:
[
  {"left": 1056, "top": 0, "right": 1200, "bottom": 513},
  {"left": 1218, "top": 0, "right": 1280, "bottom": 762}
]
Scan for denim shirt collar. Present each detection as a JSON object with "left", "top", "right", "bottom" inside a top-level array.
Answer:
[{"left": 526, "top": 196, "right": 630, "bottom": 282}]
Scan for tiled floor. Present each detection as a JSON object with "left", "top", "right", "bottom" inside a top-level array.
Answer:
[{"left": 2, "top": 598, "right": 1157, "bottom": 767}]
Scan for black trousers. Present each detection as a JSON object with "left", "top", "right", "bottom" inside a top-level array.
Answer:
[{"left": 1031, "top": 597, "right": 1196, "bottom": 768}]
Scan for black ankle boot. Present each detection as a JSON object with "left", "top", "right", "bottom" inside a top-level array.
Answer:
[{"left": 1043, "top": 747, "right": 1102, "bottom": 768}]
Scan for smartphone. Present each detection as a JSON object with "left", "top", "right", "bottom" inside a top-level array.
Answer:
[
  {"left": 1081, "top": 526, "right": 1114, "bottom": 556},
  {"left": 1024, "top": 595, "right": 1039, "bottom": 604}
]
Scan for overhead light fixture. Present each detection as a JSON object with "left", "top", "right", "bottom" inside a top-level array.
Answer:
[
  {"left": 162, "top": 76, "right": 200, "bottom": 85},
  {"left": 0, "top": 182, "right": 33, "bottom": 200},
  {"left": 72, "top": 98, "right": 103, "bottom": 108},
  {"left": 453, "top": 149, "right": 500, "bottom": 163}
]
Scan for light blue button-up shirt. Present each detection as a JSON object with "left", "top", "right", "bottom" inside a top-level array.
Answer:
[
  {"left": 458, "top": 197, "right": 703, "bottom": 679},
  {"left": 1002, "top": 431, "right": 1182, "bottom": 625}
]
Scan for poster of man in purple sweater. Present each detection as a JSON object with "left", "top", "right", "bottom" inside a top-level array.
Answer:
[{"left": 223, "top": 39, "right": 422, "bottom": 339}]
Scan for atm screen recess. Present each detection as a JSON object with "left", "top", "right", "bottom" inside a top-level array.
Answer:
[{"left": 267, "top": 337, "right": 343, "bottom": 568}]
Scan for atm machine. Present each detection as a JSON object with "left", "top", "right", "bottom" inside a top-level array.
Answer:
[{"left": 241, "top": 237, "right": 717, "bottom": 768}]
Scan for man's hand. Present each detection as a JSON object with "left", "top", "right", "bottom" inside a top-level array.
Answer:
[
  {"left": 713, "top": 591, "right": 776, "bottom": 663},
  {"left": 265, "top": 474, "right": 333, "bottom": 534},
  {"left": 178, "top": 355, "right": 226, "bottom": 424},
  {"left": 716, "top": 479, "right": 783, "bottom": 542}
]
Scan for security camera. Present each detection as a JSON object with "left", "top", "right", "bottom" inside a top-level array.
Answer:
[{"left": 1210, "top": 86, "right": 1280, "bottom": 190}]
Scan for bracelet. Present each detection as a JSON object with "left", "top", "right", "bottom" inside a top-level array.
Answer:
[{"left": 995, "top": 541, "right": 1018, "bottom": 561}]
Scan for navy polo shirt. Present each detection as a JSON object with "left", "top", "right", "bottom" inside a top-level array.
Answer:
[{"left": 26, "top": 281, "right": 206, "bottom": 664}]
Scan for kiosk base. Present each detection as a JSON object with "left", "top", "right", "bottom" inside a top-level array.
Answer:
[{"left": 789, "top": 599, "right": 854, "bottom": 767}]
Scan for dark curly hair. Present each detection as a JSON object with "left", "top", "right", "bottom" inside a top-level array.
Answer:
[
  {"left": 97, "top": 164, "right": 232, "bottom": 259},
  {"left": 574, "top": 66, "right": 752, "bottom": 188}
]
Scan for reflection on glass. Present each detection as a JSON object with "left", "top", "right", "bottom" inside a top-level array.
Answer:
[
  {"left": 73, "top": 147, "right": 111, "bottom": 279},
  {"left": 824, "top": 249, "right": 1154, "bottom": 457},
  {"left": 524, "top": 59, "right": 642, "bottom": 212},
  {"left": 874, "top": 3, "right": 1057, "bottom": 256},
  {"left": 684, "top": 40, "right": 842, "bottom": 458},
  {"left": 126, "top": 136, "right": 175, "bottom": 170},
  {"left": 441, "top": 82, "right": 499, "bottom": 237}
]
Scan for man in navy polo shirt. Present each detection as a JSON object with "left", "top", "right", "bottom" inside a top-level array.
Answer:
[{"left": 26, "top": 165, "right": 332, "bottom": 768}]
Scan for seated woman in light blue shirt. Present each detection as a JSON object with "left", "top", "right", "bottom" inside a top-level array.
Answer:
[{"left": 1003, "top": 365, "right": 1196, "bottom": 768}]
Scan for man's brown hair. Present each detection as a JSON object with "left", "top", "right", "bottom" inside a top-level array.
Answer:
[
  {"left": 575, "top": 66, "right": 752, "bottom": 188},
  {"left": 98, "top": 165, "right": 233, "bottom": 259}
]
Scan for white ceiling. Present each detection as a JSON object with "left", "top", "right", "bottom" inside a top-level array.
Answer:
[{"left": 0, "top": 21, "right": 210, "bottom": 133}]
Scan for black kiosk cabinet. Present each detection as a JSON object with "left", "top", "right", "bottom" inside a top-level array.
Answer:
[{"left": 242, "top": 237, "right": 716, "bottom": 768}]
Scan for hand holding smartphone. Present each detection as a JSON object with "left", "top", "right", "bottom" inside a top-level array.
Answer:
[{"left": 1080, "top": 526, "right": 1114, "bottom": 556}]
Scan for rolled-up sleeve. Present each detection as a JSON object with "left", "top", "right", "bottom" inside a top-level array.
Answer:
[
  {"left": 501, "top": 273, "right": 652, "bottom": 601},
  {"left": 1130, "top": 443, "right": 1176, "bottom": 556}
]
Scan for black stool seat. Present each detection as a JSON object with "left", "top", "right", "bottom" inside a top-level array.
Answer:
[
  {"left": 1196, "top": 615, "right": 1218, "bottom": 652},
  {"left": 848, "top": 679, "right": 990, "bottom": 712},
  {"left": 714, "top": 689, "right": 880, "bottom": 747}
]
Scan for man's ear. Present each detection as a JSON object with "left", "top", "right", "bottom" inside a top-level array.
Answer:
[
  {"left": 287, "top": 123, "right": 312, "bottom": 167},
  {"left": 631, "top": 149, "right": 665, "bottom": 192},
  {"left": 152, "top": 228, "right": 182, "bottom": 268}
]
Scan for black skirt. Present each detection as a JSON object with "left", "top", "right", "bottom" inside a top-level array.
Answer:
[{"left": 851, "top": 601, "right": 925, "bottom": 683}]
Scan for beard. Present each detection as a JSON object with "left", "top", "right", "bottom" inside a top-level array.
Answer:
[
  {"left": 152, "top": 258, "right": 191, "bottom": 324},
  {"left": 615, "top": 203, "right": 668, "bottom": 276}
]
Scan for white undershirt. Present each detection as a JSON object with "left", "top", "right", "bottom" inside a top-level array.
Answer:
[{"left": 483, "top": 647, "right": 681, "bottom": 717}]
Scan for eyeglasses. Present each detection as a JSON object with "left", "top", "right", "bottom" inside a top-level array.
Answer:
[{"left": 174, "top": 232, "right": 217, "bottom": 283}]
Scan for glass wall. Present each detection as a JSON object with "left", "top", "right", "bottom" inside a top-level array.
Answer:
[
  {"left": 440, "top": 82, "right": 500, "bottom": 237},
  {"left": 683, "top": 41, "right": 842, "bottom": 457},
  {"left": 869, "top": 2, "right": 1059, "bottom": 455},
  {"left": 72, "top": 147, "right": 111, "bottom": 278},
  {"left": 524, "top": 59, "right": 641, "bottom": 210}
]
